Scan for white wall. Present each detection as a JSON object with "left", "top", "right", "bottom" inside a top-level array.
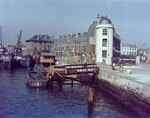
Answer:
[{"left": 96, "top": 24, "right": 113, "bottom": 65}]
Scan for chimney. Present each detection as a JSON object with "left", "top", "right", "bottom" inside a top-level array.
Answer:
[{"left": 97, "top": 14, "right": 99, "bottom": 19}]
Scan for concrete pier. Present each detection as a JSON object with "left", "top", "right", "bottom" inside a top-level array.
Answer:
[{"left": 97, "top": 63, "right": 150, "bottom": 118}]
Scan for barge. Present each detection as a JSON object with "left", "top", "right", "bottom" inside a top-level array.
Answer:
[{"left": 26, "top": 67, "right": 47, "bottom": 88}]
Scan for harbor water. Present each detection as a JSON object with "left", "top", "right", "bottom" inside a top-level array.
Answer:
[{"left": 0, "top": 68, "right": 141, "bottom": 118}]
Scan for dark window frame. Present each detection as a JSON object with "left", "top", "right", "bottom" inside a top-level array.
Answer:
[
  {"left": 103, "top": 29, "right": 107, "bottom": 35},
  {"left": 102, "top": 39, "right": 107, "bottom": 47},
  {"left": 102, "top": 50, "right": 107, "bottom": 58}
]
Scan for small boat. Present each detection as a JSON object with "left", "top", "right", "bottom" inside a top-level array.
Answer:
[
  {"left": 26, "top": 68, "right": 47, "bottom": 88},
  {"left": 1, "top": 54, "right": 11, "bottom": 68}
]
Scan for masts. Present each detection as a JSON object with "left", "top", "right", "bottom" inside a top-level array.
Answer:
[
  {"left": 17, "top": 30, "right": 22, "bottom": 48},
  {"left": 0, "top": 24, "right": 2, "bottom": 47}
]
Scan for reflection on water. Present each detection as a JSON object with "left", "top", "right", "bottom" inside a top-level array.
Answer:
[{"left": 0, "top": 68, "right": 141, "bottom": 118}]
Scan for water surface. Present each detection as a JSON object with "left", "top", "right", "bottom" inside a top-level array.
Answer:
[{"left": 0, "top": 69, "right": 141, "bottom": 118}]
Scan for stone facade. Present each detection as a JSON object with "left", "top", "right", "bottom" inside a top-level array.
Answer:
[
  {"left": 87, "top": 15, "right": 99, "bottom": 55},
  {"left": 53, "top": 33, "right": 89, "bottom": 64},
  {"left": 26, "top": 35, "right": 54, "bottom": 57}
]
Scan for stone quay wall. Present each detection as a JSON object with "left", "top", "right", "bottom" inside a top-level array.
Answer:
[{"left": 97, "top": 67, "right": 150, "bottom": 118}]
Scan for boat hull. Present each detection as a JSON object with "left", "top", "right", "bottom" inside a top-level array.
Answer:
[{"left": 26, "top": 69, "right": 47, "bottom": 88}]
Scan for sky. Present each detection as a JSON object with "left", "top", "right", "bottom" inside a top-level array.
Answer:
[{"left": 0, "top": 0, "right": 150, "bottom": 48}]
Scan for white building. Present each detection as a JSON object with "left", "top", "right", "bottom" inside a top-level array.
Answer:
[
  {"left": 121, "top": 44, "right": 137, "bottom": 56},
  {"left": 96, "top": 15, "right": 121, "bottom": 65}
]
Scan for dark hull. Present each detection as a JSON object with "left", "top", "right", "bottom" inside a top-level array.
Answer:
[
  {"left": 0, "top": 60, "right": 11, "bottom": 69},
  {"left": 11, "top": 59, "right": 29, "bottom": 68},
  {"left": 26, "top": 69, "right": 47, "bottom": 88},
  {"left": 26, "top": 79, "right": 47, "bottom": 88}
]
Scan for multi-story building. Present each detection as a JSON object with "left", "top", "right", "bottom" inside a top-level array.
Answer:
[
  {"left": 53, "top": 33, "right": 88, "bottom": 63},
  {"left": 138, "top": 48, "right": 150, "bottom": 62},
  {"left": 95, "top": 15, "right": 121, "bottom": 65},
  {"left": 147, "top": 51, "right": 150, "bottom": 62},
  {"left": 87, "top": 15, "right": 99, "bottom": 55},
  {"left": 121, "top": 44, "right": 137, "bottom": 56},
  {"left": 26, "top": 35, "right": 54, "bottom": 57}
]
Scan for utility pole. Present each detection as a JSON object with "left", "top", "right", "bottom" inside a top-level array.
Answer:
[{"left": 0, "top": 24, "right": 2, "bottom": 47}]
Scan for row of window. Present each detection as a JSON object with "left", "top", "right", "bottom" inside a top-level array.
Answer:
[
  {"left": 121, "top": 48, "right": 137, "bottom": 50},
  {"left": 121, "top": 52, "right": 137, "bottom": 55}
]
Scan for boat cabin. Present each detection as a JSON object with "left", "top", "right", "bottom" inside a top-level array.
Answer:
[{"left": 40, "top": 52, "right": 56, "bottom": 67}]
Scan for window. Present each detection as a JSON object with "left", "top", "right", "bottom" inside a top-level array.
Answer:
[
  {"left": 102, "top": 39, "right": 107, "bottom": 46},
  {"left": 103, "top": 29, "right": 107, "bottom": 35},
  {"left": 102, "top": 50, "right": 107, "bottom": 58}
]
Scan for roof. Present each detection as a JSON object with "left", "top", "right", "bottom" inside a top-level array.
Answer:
[
  {"left": 26, "top": 35, "right": 54, "bottom": 43},
  {"left": 99, "top": 15, "right": 112, "bottom": 24},
  {"left": 88, "top": 21, "right": 97, "bottom": 37},
  {"left": 114, "top": 33, "right": 121, "bottom": 40},
  {"left": 40, "top": 52, "right": 55, "bottom": 56},
  {"left": 121, "top": 44, "right": 136, "bottom": 47}
]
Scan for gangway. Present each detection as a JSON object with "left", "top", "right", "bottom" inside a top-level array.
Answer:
[{"left": 46, "top": 63, "right": 99, "bottom": 89}]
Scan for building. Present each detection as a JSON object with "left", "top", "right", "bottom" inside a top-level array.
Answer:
[
  {"left": 53, "top": 32, "right": 88, "bottom": 64},
  {"left": 147, "top": 51, "right": 150, "bottom": 62},
  {"left": 87, "top": 15, "right": 99, "bottom": 55},
  {"left": 121, "top": 44, "right": 137, "bottom": 57},
  {"left": 95, "top": 15, "right": 121, "bottom": 65},
  {"left": 26, "top": 35, "right": 54, "bottom": 57},
  {"left": 138, "top": 48, "right": 150, "bottom": 62}
]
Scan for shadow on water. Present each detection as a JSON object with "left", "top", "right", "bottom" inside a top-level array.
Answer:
[
  {"left": 88, "top": 102, "right": 94, "bottom": 118},
  {"left": 88, "top": 87, "right": 141, "bottom": 118}
]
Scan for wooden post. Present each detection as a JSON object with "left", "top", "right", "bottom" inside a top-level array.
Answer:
[
  {"left": 71, "top": 79, "right": 73, "bottom": 87},
  {"left": 94, "top": 67, "right": 99, "bottom": 86},
  {"left": 88, "top": 87, "right": 95, "bottom": 118},
  {"left": 48, "top": 76, "right": 52, "bottom": 89},
  {"left": 88, "top": 87, "right": 95, "bottom": 103},
  {"left": 59, "top": 77, "right": 63, "bottom": 90}
]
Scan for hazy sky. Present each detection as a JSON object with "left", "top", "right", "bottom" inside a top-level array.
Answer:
[{"left": 0, "top": 0, "right": 150, "bottom": 48}]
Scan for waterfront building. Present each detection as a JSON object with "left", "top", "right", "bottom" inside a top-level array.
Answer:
[
  {"left": 26, "top": 35, "right": 54, "bottom": 57},
  {"left": 147, "top": 51, "right": 150, "bottom": 62},
  {"left": 53, "top": 33, "right": 88, "bottom": 64},
  {"left": 87, "top": 14, "right": 99, "bottom": 56},
  {"left": 95, "top": 15, "right": 121, "bottom": 65},
  {"left": 138, "top": 48, "right": 150, "bottom": 62},
  {"left": 121, "top": 44, "right": 137, "bottom": 57}
]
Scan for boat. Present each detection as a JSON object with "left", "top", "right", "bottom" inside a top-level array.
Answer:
[
  {"left": 0, "top": 54, "right": 11, "bottom": 68},
  {"left": 26, "top": 67, "right": 47, "bottom": 88},
  {"left": 11, "top": 30, "right": 30, "bottom": 68},
  {"left": 11, "top": 54, "right": 30, "bottom": 68}
]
